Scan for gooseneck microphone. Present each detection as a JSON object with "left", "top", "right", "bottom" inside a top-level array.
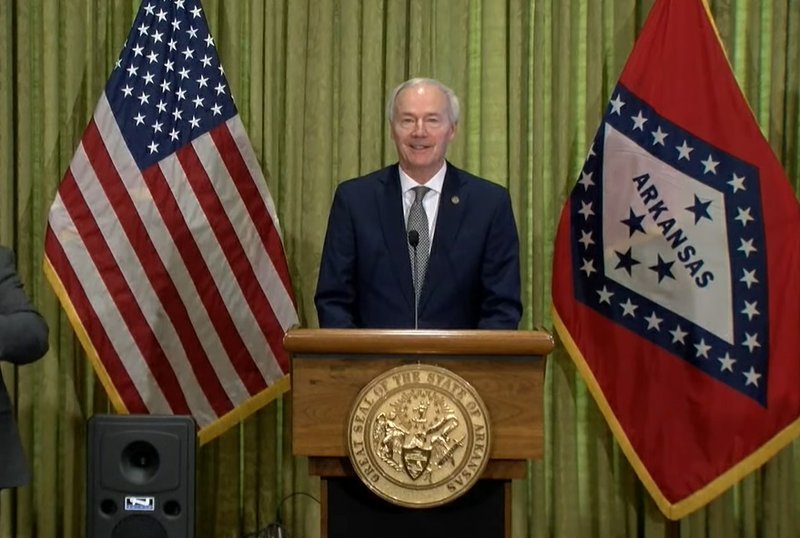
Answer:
[{"left": 407, "top": 230, "right": 420, "bottom": 329}]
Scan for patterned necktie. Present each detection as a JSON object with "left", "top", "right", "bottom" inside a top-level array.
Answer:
[{"left": 407, "top": 186, "right": 431, "bottom": 302}]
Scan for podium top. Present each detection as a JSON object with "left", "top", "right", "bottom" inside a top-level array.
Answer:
[{"left": 284, "top": 328, "right": 554, "bottom": 356}]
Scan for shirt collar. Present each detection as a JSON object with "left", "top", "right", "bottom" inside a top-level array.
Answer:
[{"left": 399, "top": 162, "right": 447, "bottom": 195}]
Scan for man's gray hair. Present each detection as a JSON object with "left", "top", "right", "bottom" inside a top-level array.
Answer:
[{"left": 386, "top": 78, "right": 460, "bottom": 125}]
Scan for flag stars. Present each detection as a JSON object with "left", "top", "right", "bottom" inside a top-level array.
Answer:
[
  {"left": 578, "top": 170, "right": 594, "bottom": 190},
  {"left": 171, "top": 19, "right": 182, "bottom": 31},
  {"left": 743, "top": 367, "right": 762, "bottom": 387},
  {"left": 143, "top": 3, "right": 155, "bottom": 15},
  {"left": 718, "top": 353, "right": 736, "bottom": 373},
  {"left": 620, "top": 298, "right": 638, "bottom": 318},
  {"left": 740, "top": 268, "right": 759, "bottom": 289},
  {"left": 151, "top": 120, "right": 163, "bottom": 133},
  {"left": 621, "top": 208, "right": 646, "bottom": 236},
  {"left": 126, "top": 64, "right": 139, "bottom": 77},
  {"left": 741, "top": 300, "right": 760, "bottom": 321},
  {"left": 190, "top": 5, "right": 203, "bottom": 18},
  {"left": 694, "top": 339, "right": 711, "bottom": 359},
  {"left": 644, "top": 312, "right": 663, "bottom": 331},
  {"left": 609, "top": 94, "right": 625, "bottom": 115},
  {"left": 737, "top": 238, "right": 757, "bottom": 258},
  {"left": 189, "top": 116, "right": 201, "bottom": 129},
  {"left": 670, "top": 325, "right": 688, "bottom": 344},
  {"left": 578, "top": 201, "right": 594, "bottom": 220},
  {"left": 171, "top": 108, "right": 183, "bottom": 121},
  {"left": 648, "top": 254, "right": 675, "bottom": 283},
  {"left": 176, "top": 88, "right": 187, "bottom": 100},
  {"left": 742, "top": 332, "right": 761, "bottom": 353},
  {"left": 155, "top": 9, "right": 168, "bottom": 22},
  {"left": 631, "top": 111, "right": 648, "bottom": 130},
  {"left": 168, "top": 39, "right": 178, "bottom": 51},
  {"left": 614, "top": 247, "right": 640, "bottom": 276},
  {"left": 178, "top": 67, "right": 191, "bottom": 80},
  {"left": 204, "top": 34, "right": 215, "bottom": 48},
  {"left": 142, "top": 72, "right": 155, "bottom": 85},
  {"left": 133, "top": 112, "right": 146, "bottom": 125},
  {"left": 147, "top": 141, "right": 159, "bottom": 154},
  {"left": 701, "top": 154, "right": 719, "bottom": 174},
  {"left": 597, "top": 286, "right": 613, "bottom": 304},
  {"left": 651, "top": 126, "right": 668, "bottom": 146},
  {"left": 735, "top": 207, "right": 754, "bottom": 226},
  {"left": 137, "top": 91, "right": 150, "bottom": 105},
  {"left": 168, "top": 128, "right": 180, "bottom": 142},
  {"left": 165, "top": 59, "right": 175, "bottom": 72},
  {"left": 155, "top": 100, "right": 167, "bottom": 114},
  {"left": 578, "top": 230, "right": 594, "bottom": 249},
  {"left": 197, "top": 75, "right": 209, "bottom": 88},
  {"left": 685, "top": 195, "right": 713, "bottom": 224},
  {"left": 137, "top": 23, "right": 149, "bottom": 36},
  {"left": 187, "top": 26, "right": 199, "bottom": 39},
  {"left": 182, "top": 47, "right": 195, "bottom": 60},
  {"left": 211, "top": 103, "right": 223, "bottom": 116},
  {"left": 121, "top": 84, "right": 134, "bottom": 97},
  {"left": 193, "top": 95, "right": 205, "bottom": 108},
  {"left": 175, "top": 0, "right": 186, "bottom": 8},
  {"left": 151, "top": 30, "right": 163, "bottom": 43},
  {"left": 728, "top": 173, "right": 746, "bottom": 193},
  {"left": 580, "top": 258, "right": 596, "bottom": 277},
  {"left": 676, "top": 140, "right": 694, "bottom": 160},
  {"left": 159, "top": 80, "right": 171, "bottom": 93},
  {"left": 147, "top": 51, "right": 159, "bottom": 64},
  {"left": 200, "top": 55, "right": 213, "bottom": 68},
  {"left": 214, "top": 82, "right": 226, "bottom": 96}
]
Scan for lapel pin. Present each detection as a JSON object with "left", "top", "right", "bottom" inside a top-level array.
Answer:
[{"left": 451, "top": 196, "right": 460, "bottom": 205}]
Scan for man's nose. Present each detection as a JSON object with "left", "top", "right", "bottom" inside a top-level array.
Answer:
[{"left": 411, "top": 119, "right": 427, "bottom": 135}]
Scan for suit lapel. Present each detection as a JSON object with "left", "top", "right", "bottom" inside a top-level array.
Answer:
[
  {"left": 377, "top": 165, "right": 415, "bottom": 309},
  {"left": 421, "top": 164, "right": 467, "bottom": 307}
]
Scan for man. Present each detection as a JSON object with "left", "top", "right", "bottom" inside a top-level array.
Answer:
[
  {"left": 314, "top": 78, "right": 520, "bottom": 538},
  {"left": 0, "top": 246, "right": 49, "bottom": 489},
  {"left": 315, "top": 78, "right": 522, "bottom": 330}
]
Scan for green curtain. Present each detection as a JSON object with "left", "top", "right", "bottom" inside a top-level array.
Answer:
[{"left": 1, "top": 0, "right": 798, "bottom": 536}]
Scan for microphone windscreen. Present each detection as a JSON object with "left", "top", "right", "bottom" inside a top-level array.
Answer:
[{"left": 407, "top": 230, "right": 420, "bottom": 248}]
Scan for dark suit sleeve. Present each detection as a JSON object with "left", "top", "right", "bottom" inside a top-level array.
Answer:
[
  {"left": 477, "top": 189, "right": 523, "bottom": 329},
  {"left": 315, "top": 186, "right": 359, "bottom": 328},
  {"left": 0, "top": 248, "right": 49, "bottom": 364}
]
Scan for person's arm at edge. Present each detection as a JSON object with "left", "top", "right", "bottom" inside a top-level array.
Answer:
[{"left": 0, "top": 248, "right": 49, "bottom": 364}]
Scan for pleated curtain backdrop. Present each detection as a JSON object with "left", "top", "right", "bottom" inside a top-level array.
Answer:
[{"left": 0, "top": 0, "right": 798, "bottom": 537}]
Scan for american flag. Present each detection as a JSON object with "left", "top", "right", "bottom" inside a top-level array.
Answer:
[
  {"left": 552, "top": 0, "right": 800, "bottom": 520},
  {"left": 44, "top": 0, "right": 298, "bottom": 443}
]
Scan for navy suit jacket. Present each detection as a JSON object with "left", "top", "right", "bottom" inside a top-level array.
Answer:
[
  {"left": 315, "top": 163, "right": 522, "bottom": 329},
  {"left": 0, "top": 247, "right": 49, "bottom": 489}
]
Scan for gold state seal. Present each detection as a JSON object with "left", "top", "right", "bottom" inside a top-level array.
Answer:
[{"left": 347, "top": 363, "right": 491, "bottom": 508}]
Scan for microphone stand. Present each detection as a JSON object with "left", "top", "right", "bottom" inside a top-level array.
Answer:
[{"left": 407, "top": 230, "right": 420, "bottom": 329}]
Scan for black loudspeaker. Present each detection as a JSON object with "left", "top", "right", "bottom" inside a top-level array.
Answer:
[{"left": 87, "top": 414, "right": 196, "bottom": 538}]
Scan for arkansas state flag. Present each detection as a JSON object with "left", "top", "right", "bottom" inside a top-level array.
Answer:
[{"left": 552, "top": 0, "right": 800, "bottom": 520}]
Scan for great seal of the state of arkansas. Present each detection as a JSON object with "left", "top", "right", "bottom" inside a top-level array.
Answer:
[{"left": 346, "top": 363, "right": 491, "bottom": 508}]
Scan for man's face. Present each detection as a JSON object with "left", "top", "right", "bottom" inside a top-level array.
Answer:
[{"left": 390, "top": 84, "right": 456, "bottom": 183}]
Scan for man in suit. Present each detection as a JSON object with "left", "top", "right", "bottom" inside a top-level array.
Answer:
[
  {"left": 315, "top": 77, "right": 522, "bottom": 330},
  {"left": 314, "top": 78, "right": 521, "bottom": 538},
  {"left": 0, "top": 246, "right": 49, "bottom": 489}
]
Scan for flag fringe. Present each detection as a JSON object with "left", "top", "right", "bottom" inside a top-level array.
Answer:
[
  {"left": 197, "top": 375, "right": 290, "bottom": 445},
  {"left": 552, "top": 304, "right": 800, "bottom": 520},
  {"left": 43, "top": 255, "right": 129, "bottom": 414},
  {"left": 44, "top": 254, "right": 290, "bottom": 446}
]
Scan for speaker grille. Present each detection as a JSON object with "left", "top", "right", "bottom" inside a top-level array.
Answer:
[{"left": 112, "top": 514, "right": 168, "bottom": 538}]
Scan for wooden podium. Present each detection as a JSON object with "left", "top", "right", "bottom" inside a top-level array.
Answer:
[{"left": 285, "top": 329, "right": 553, "bottom": 538}]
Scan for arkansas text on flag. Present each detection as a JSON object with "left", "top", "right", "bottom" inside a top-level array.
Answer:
[
  {"left": 44, "top": 0, "right": 298, "bottom": 444},
  {"left": 552, "top": 0, "right": 800, "bottom": 520}
]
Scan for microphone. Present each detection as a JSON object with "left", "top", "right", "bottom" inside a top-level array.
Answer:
[{"left": 407, "top": 230, "right": 420, "bottom": 329}]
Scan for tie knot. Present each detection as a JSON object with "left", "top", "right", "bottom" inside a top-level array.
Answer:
[{"left": 411, "top": 186, "right": 430, "bottom": 202}]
